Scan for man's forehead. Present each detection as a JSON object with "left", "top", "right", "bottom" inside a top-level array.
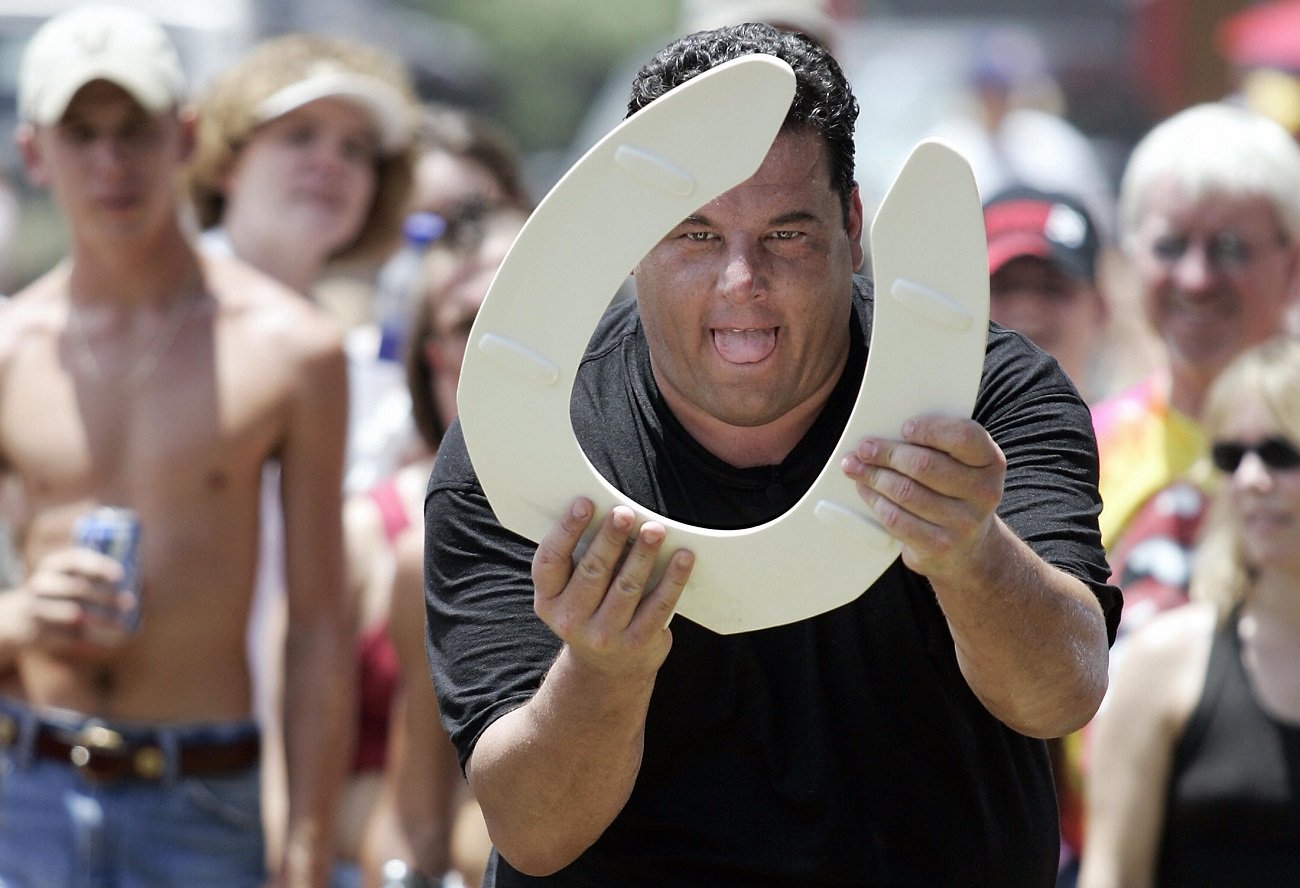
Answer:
[
  {"left": 688, "top": 129, "right": 831, "bottom": 197},
  {"left": 992, "top": 254, "right": 1080, "bottom": 285},
  {"left": 1144, "top": 181, "right": 1283, "bottom": 227},
  {"left": 59, "top": 79, "right": 158, "bottom": 123},
  {"left": 762, "top": 126, "right": 829, "bottom": 165}
]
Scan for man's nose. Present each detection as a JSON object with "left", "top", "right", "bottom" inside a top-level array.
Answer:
[
  {"left": 1167, "top": 243, "right": 1216, "bottom": 292},
  {"left": 720, "top": 244, "right": 763, "bottom": 303},
  {"left": 89, "top": 136, "right": 129, "bottom": 171}
]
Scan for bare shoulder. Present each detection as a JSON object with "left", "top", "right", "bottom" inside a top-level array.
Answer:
[
  {"left": 1112, "top": 602, "right": 1216, "bottom": 727},
  {"left": 0, "top": 268, "right": 69, "bottom": 361},
  {"left": 202, "top": 253, "right": 345, "bottom": 362},
  {"left": 1124, "top": 602, "right": 1216, "bottom": 666}
]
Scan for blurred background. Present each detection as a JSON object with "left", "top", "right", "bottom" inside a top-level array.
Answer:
[{"left": 0, "top": 0, "right": 1273, "bottom": 294}]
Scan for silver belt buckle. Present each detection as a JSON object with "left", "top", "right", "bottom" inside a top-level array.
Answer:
[{"left": 70, "top": 720, "right": 124, "bottom": 769}]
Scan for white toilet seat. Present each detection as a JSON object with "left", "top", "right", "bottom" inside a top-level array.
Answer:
[{"left": 456, "top": 54, "right": 989, "bottom": 634}]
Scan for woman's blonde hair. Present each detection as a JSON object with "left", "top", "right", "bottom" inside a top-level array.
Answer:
[
  {"left": 187, "top": 33, "right": 417, "bottom": 262},
  {"left": 1191, "top": 335, "right": 1300, "bottom": 617}
]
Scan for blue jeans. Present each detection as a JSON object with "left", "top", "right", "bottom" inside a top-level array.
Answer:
[
  {"left": 0, "top": 705, "right": 265, "bottom": 888},
  {"left": 331, "top": 860, "right": 362, "bottom": 888}
]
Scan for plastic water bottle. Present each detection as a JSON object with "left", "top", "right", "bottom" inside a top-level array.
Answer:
[{"left": 376, "top": 211, "right": 446, "bottom": 362}]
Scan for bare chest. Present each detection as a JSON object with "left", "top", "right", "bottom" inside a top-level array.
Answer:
[{"left": 0, "top": 316, "right": 289, "bottom": 507}]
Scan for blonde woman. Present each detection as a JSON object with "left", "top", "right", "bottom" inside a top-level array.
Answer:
[
  {"left": 1081, "top": 335, "right": 1300, "bottom": 887},
  {"left": 190, "top": 33, "right": 423, "bottom": 496},
  {"left": 187, "top": 34, "right": 421, "bottom": 888},
  {"left": 188, "top": 32, "right": 416, "bottom": 296}
]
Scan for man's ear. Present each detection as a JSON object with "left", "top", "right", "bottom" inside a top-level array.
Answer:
[
  {"left": 16, "top": 123, "right": 49, "bottom": 188},
  {"left": 846, "top": 184, "right": 865, "bottom": 273}
]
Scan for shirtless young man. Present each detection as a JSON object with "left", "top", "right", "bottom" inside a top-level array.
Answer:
[{"left": 0, "top": 7, "right": 352, "bottom": 887}]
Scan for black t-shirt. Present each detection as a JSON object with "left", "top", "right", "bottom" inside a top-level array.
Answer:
[{"left": 425, "top": 276, "right": 1121, "bottom": 887}]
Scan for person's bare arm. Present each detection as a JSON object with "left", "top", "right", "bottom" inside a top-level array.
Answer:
[
  {"left": 466, "top": 500, "right": 692, "bottom": 876},
  {"left": 1079, "top": 606, "right": 1211, "bottom": 888},
  {"left": 276, "top": 330, "right": 354, "bottom": 888},
  {"left": 843, "top": 415, "right": 1110, "bottom": 738},
  {"left": 0, "top": 476, "right": 29, "bottom": 669},
  {"left": 360, "top": 527, "right": 460, "bottom": 884}
]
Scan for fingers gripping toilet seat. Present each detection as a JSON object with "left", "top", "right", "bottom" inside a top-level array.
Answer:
[{"left": 456, "top": 55, "right": 989, "bottom": 634}]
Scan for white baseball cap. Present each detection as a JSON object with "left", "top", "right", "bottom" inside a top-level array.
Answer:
[
  {"left": 253, "top": 62, "right": 412, "bottom": 155},
  {"left": 19, "top": 4, "right": 186, "bottom": 125}
]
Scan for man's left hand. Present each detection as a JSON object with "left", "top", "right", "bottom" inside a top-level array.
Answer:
[{"left": 840, "top": 415, "right": 1005, "bottom": 582}]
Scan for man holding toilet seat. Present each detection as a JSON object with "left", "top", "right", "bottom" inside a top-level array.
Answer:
[{"left": 425, "top": 24, "right": 1120, "bottom": 887}]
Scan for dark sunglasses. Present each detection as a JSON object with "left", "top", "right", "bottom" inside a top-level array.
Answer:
[{"left": 1210, "top": 436, "right": 1300, "bottom": 473}]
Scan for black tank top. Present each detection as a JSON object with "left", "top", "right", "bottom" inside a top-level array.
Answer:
[{"left": 1157, "top": 607, "right": 1300, "bottom": 886}]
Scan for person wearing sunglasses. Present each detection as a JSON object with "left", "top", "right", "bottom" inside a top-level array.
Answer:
[
  {"left": 1092, "top": 102, "right": 1300, "bottom": 644},
  {"left": 1081, "top": 334, "right": 1300, "bottom": 887},
  {"left": 1053, "top": 103, "right": 1300, "bottom": 883}
]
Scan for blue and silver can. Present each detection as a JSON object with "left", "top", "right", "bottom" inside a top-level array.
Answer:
[{"left": 73, "top": 506, "right": 142, "bottom": 633}]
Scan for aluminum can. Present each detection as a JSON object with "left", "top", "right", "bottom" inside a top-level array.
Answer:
[{"left": 73, "top": 506, "right": 142, "bottom": 632}]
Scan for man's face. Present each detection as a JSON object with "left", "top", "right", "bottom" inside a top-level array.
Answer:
[
  {"left": 632, "top": 128, "right": 864, "bottom": 434},
  {"left": 990, "top": 255, "right": 1104, "bottom": 386},
  {"left": 1131, "top": 179, "right": 1299, "bottom": 386},
  {"left": 22, "top": 80, "right": 186, "bottom": 242}
]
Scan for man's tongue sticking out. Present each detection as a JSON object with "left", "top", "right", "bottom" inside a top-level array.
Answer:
[{"left": 714, "top": 327, "right": 777, "bottom": 364}]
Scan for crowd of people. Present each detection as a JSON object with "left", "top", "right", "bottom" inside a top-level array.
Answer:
[
  {"left": 0, "top": 5, "right": 529, "bottom": 887},
  {"left": 0, "top": 0, "right": 1298, "bottom": 886}
]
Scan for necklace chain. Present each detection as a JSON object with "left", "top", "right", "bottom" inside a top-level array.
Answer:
[{"left": 69, "top": 293, "right": 206, "bottom": 389}]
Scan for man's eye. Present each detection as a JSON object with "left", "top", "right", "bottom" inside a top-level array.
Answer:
[
  {"left": 121, "top": 121, "right": 157, "bottom": 143},
  {"left": 770, "top": 230, "right": 800, "bottom": 241},
  {"left": 1151, "top": 235, "right": 1187, "bottom": 263},
  {"left": 1208, "top": 234, "right": 1251, "bottom": 266},
  {"left": 284, "top": 125, "right": 317, "bottom": 147},
  {"left": 683, "top": 231, "right": 713, "bottom": 242}
]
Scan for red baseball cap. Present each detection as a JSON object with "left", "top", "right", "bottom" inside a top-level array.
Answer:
[{"left": 983, "top": 187, "right": 1100, "bottom": 283}]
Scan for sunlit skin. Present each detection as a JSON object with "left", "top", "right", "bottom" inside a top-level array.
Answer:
[
  {"left": 21, "top": 81, "right": 190, "bottom": 262},
  {"left": 220, "top": 97, "right": 380, "bottom": 291},
  {"left": 632, "top": 127, "right": 864, "bottom": 468},
  {"left": 990, "top": 255, "right": 1106, "bottom": 389},
  {"left": 1130, "top": 180, "right": 1300, "bottom": 416},
  {"left": 4, "top": 72, "right": 353, "bottom": 888}
]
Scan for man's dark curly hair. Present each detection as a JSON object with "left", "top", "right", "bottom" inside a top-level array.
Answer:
[{"left": 626, "top": 22, "right": 859, "bottom": 219}]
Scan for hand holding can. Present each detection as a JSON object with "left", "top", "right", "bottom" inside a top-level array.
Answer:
[{"left": 72, "top": 506, "right": 142, "bottom": 634}]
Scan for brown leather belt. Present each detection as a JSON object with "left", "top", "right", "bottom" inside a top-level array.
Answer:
[{"left": 0, "top": 711, "right": 260, "bottom": 782}]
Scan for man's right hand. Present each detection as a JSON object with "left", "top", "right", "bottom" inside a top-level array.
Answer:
[
  {"left": 531, "top": 498, "right": 693, "bottom": 682},
  {"left": 11, "top": 546, "right": 133, "bottom": 653},
  {"left": 467, "top": 499, "right": 694, "bottom": 875}
]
